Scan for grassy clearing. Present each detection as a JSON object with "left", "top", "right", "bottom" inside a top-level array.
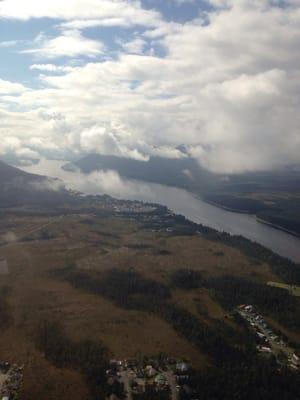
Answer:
[
  {"left": 0, "top": 208, "right": 299, "bottom": 399},
  {"left": 267, "top": 281, "right": 300, "bottom": 297}
]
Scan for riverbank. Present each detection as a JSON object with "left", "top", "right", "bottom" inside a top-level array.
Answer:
[
  {"left": 199, "top": 196, "right": 300, "bottom": 239},
  {"left": 201, "top": 198, "right": 253, "bottom": 214},
  {"left": 256, "top": 217, "right": 300, "bottom": 238}
]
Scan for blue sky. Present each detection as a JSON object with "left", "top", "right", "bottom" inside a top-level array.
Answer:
[
  {"left": 0, "top": 0, "right": 299, "bottom": 173},
  {"left": 0, "top": 1, "right": 207, "bottom": 83}
]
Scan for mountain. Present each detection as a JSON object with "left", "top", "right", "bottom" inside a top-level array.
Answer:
[
  {"left": 0, "top": 159, "right": 71, "bottom": 207},
  {"left": 0, "top": 159, "right": 41, "bottom": 183},
  {"left": 64, "top": 153, "right": 222, "bottom": 192}
]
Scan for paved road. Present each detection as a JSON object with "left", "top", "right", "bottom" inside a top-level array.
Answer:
[
  {"left": 256, "top": 320, "right": 295, "bottom": 360},
  {"left": 118, "top": 369, "right": 179, "bottom": 400},
  {"left": 165, "top": 370, "right": 179, "bottom": 400},
  {"left": 0, "top": 372, "right": 8, "bottom": 392},
  {"left": 120, "top": 371, "right": 133, "bottom": 400}
]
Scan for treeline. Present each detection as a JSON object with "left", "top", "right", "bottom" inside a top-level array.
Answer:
[
  {"left": 171, "top": 270, "right": 300, "bottom": 332},
  {"left": 156, "top": 301, "right": 253, "bottom": 366},
  {"left": 205, "top": 194, "right": 267, "bottom": 213},
  {"left": 257, "top": 209, "right": 300, "bottom": 236},
  {"left": 173, "top": 215, "right": 300, "bottom": 285},
  {"left": 206, "top": 275, "right": 300, "bottom": 332},
  {"left": 199, "top": 226, "right": 300, "bottom": 285},
  {"left": 54, "top": 268, "right": 253, "bottom": 364},
  {"left": 35, "top": 318, "right": 109, "bottom": 399},
  {"left": 171, "top": 269, "right": 203, "bottom": 289},
  {"left": 54, "top": 267, "right": 300, "bottom": 399},
  {"left": 53, "top": 267, "right": 171, "bottom": 309},
  {"left": 191, "top": 360, "right": 300, "bottom": 400},
  {"left": 134, "top": 207, "right": 300, "bottom": 285}
]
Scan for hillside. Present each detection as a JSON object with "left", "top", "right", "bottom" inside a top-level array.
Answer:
[
  {"left": 0, "top": 159, "right": 72, "bottom": 208},
  {"left": 64, "top": 153, "right": 220, "bottom": 191},
  {"left": 0, "top": 160, "right": 42, "bottom": 183}
]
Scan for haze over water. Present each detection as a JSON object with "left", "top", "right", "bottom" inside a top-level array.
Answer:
[{"left": 24, "top": 159, "right": 300, "bottom": 264}]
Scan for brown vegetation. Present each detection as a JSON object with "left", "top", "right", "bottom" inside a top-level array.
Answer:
[{"left": 0, "top": 207, "right": 299, "bottom": 399}]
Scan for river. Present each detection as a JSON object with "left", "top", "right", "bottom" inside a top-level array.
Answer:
[{"left": 23, "top": 159, "right": 300, "bottom": 263}]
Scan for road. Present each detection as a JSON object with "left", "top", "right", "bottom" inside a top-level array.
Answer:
[
  {"left": 1, "top": 216, "right": 62, "bottom": 247},
  {"left": 256, "top": 319, "right": 295, "bottom": 360},
  {"left": 17, "top": 216, "right": 62, "bottom": 241},
  {"left": 238, "top": 309, "right": 298, "bottom": 368},
  {"left": 120, "top": 369, "right": 178, "bottom": 400},
  {"left": 120, "top": 371, "right": 133, "bottom": 400},
  {"left": 165, "top": 370, "right": 179, "bottom": 400}
]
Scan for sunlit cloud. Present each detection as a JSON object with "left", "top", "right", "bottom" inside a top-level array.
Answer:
[{"left": 0, "top": 1, "right": 300, "bottom": 172}]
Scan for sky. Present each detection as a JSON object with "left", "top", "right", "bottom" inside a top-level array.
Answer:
[{"left": 0, "top": 0, "right": 300, "bottom": 173}]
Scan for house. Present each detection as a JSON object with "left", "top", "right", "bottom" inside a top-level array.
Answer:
[
  {"left": 155, "top": 374, "right": 167, "bottom": 387},
  {"left": 176, "top": 362, "right": 191, "bottom": 374},
  {"left": 145, "top": 366, "right": 157, "bottom": 378},
  {"left": 124, "top": 359, "right": 137, "bottom": 369},
  {"left": 259, "top": 346, "right": 272, "bottom": 353},
  {"left": 257, "top": 332, "right": 266, "bottom": 340}
]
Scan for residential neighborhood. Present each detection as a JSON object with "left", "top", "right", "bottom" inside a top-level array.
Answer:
[
  {"left": 237, "top": 305, "right": 300, "bottom": 371},
  {"left": 0, "top": 361, "right": 23, "bottom": 400},
  {"left": 106, "top": 357, "right": 200, "bottom": 400}
]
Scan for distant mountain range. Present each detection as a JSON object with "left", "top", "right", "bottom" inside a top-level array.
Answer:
[
  {"left": 65, "top": 154, "right": 300, "bottom": 236},
  {"left": 63, "top": 153, "right": 224, "bottom": 192},
  {"left": 65, "top": 153, "right": 300, "bottom": 195}
]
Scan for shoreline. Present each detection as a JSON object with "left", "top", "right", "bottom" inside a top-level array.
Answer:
[
  {"left": 200, "top": 198, "right": 300, "bottom": 239},
  {"left": 203, "top": 199, "right": 253, "bottom": 214},
  {"left": 256, "top": 217, "right": 300, "bottom": 239}
]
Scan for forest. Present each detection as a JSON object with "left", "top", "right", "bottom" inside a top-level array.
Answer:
[
  {"left": 53, "top": 266, "right": 300, "bottom": 400},
  {"left": 35, "top": 318, "right": 109, "bottom": 398}
]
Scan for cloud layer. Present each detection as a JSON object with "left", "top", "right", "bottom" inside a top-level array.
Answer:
[{"left": 0, "top": 0, "right": 300, "bottom": 173}]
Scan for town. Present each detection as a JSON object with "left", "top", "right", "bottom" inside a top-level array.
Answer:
[
  {"left": 0, "top": 361, "right": 23, "bottom": 400},
  {"left": 237, "top": 305, "right": 300, "bottom": 371},
  {"left": 106, "top": 356, "right": 200, "bottom": 400}
]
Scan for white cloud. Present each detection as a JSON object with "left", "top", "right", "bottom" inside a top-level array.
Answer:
[
  {"left": 22, "top": 30, "right": 104, "bottom": 59},
  {"left": 30, "top": 64, "right": 75, "bottom": 73},
  {"left": 0, "top": 136, "right": 22, "bottom": 154},
  {"left": 0, "top": 0, "right": 162, "bottom": 27},
  {"left": 172, "top": 0, "right": 195, "bottom": 4},
  {"left": 0, "top": 40, "right": 19, "bottom": 48},
  {"left": 23, "top": 158, "right": 162, "bottom": 200},
  {"left": 0, "top": 79, "right": 27, "bottom": 94},
  {"left": 121, "top": 38, "right": 147, "bottom": 54},
  {"left": 1, "top": 1, "right": 300, "bottom": 173}
]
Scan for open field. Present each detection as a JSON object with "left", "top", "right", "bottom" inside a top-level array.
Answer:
[
  {"left": 267, "top": 281, "right": 300, "bottom": 297},
  {"left": 0, "top": 204, "right": 299, "bottom": 399}
]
